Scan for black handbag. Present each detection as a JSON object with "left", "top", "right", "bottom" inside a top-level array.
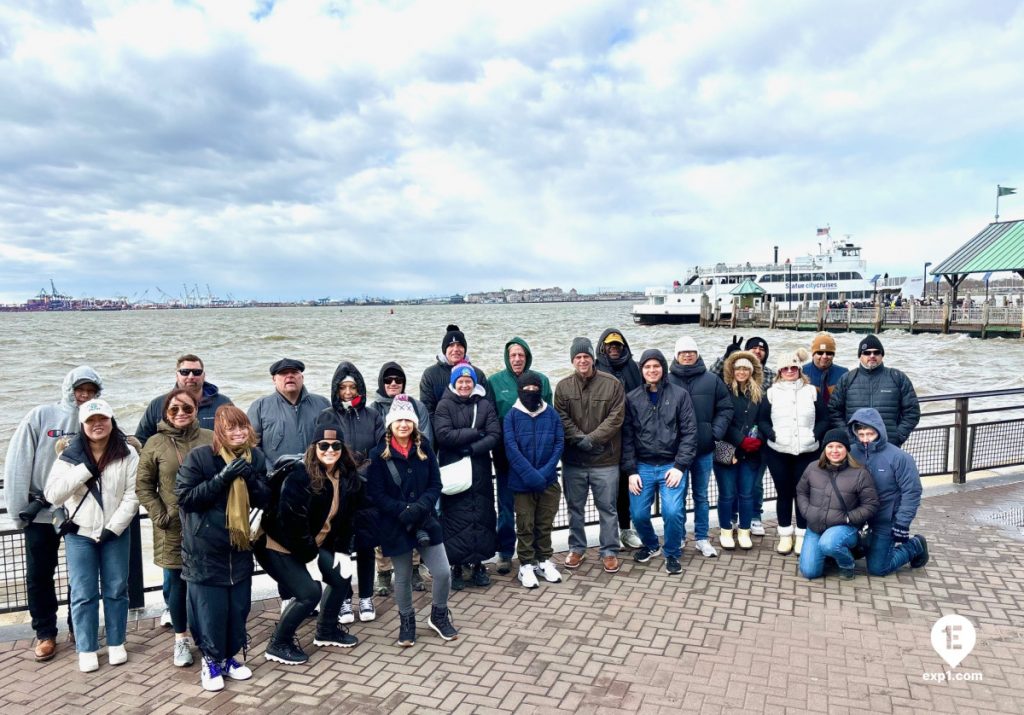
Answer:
[{"left": 825, "top": 474, "right": 871, "bottom": 559}]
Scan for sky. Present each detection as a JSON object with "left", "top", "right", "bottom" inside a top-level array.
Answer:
[{"left": 2, "top": 0, "right": 1024, "bottom": 303}]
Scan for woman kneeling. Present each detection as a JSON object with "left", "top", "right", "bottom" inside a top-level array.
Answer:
[{"left": 796, "top": 428, "right": 878, "bottom": 580}]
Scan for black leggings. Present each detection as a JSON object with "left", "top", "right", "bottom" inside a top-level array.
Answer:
[
  {"left": 616, "top": 469, "right": 631, "bottom": 530},
  {"left": 763, "top": 448, "right": 816, "bottom": 529},
  {"left": 262, "top": 548, "right": 349, "bottom": 642},
  {"left": 343, "top": 548, "right": 375, "bottom": 600}
]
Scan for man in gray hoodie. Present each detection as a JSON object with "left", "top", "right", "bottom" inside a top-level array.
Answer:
[{"left": 3, "top": 365, "right": 103, "bottom": 661}]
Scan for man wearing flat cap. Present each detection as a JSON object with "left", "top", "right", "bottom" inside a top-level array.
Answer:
[{"left": 247, "top": 358, "right": 331, "bottom": 465}]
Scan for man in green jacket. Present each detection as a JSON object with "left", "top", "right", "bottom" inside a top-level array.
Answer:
[{"left": 489, "top": 338, "right": 553, "bottom": 573}]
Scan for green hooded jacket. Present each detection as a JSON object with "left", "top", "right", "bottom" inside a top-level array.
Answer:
[{"left": 490, "top": 337, "right": 553, "bottom": 419}]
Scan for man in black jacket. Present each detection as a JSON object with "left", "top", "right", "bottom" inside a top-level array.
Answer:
[
  {"left": 419, "top": 325, "right": 488, "bottom": 416},
  {"left": 136, "top": 354, "right": 233, "bottom": 445}
]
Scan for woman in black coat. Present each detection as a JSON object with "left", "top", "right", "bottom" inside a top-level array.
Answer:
[
  {"left": 432, "top": 362, "right": 500, "bottom": 590},
  {"left": 176, "top": 406, "right": 269, "bottom": 693},
  {"left": 366, "top": 395, "right": 457, "bottom": 647},
  {"left": 260, "top": 421, "right": 361, "bottom": 666}
]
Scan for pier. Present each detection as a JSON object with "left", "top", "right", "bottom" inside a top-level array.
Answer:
[{"left": 701, "top": 297, "right": 1024, "bottom": 338}]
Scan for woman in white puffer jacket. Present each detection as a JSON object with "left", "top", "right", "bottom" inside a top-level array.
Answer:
[
  {"left": 761, "top": 348, "right": 827, "bottom": 556},
  {"left": 45, "top": 399, "right": 139, "bottom": 674}
]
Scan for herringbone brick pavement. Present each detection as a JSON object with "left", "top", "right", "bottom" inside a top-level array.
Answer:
[{"left": 1, "top": 481, "right": 1022, "bottom": 714}]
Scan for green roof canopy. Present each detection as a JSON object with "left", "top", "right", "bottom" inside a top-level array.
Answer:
[
  {"left": 932, "top": 220, "right": 1024, "bottom": 275},
  {"left": 729, "top": 279, "right": 766, "bottom": 296}
]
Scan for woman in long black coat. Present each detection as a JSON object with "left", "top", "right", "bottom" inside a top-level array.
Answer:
[{"left": 432, "top": 362, "right": 500, "bottom": 589}]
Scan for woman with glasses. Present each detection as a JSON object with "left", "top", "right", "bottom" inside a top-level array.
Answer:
[
  {"left": 260, "top": 422, "right": 361, "bottom": 665},
  {"left": 761, "top": 348, "right": 828, "bottom": 556},
  {"left": 176, "top": 406, "right": 269, "bottom": 692},
  {"left": 137, "top": 388, "right": 213, "bottom": 668},
  {"left": 45, "top": 399, "right": 139, "bottom": 674}
]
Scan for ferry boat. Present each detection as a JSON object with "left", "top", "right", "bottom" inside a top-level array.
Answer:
[{"left": 632, "top": 229, "right": 878, "bottom": 325}]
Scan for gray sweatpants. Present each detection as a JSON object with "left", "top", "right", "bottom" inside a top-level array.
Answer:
[
  {"left": 563, "top": 464, "right": 620, "bottom": 557},
  {"left": 392, "top": 543, "right": 451, "bottom": 616}
]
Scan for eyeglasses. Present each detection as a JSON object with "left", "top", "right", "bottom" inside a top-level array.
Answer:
[
  {"left": 813, "top": 351, "right": 835, "bottom": 356},
  {"left": 383, "top": 376, "right": 404, "bottom": 386},
  {"left": 178, "top": 368, "right": 204, "bottom": 377},
  {"left": 317, "top": 441, "right": 343, "bottom": 452},
  {"left": 168, "top": 404, "right": 196, "bottom": 416},
  {"left": 861, "top": 350, "right": 882, "bottom": 356}
]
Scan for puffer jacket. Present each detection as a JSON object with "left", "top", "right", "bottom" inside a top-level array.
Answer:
[
  {"left": 847, "top": 408, "right": 922, "bottom": 529},
  {"left": 554, "top": 369, "right": 626, "bottom": 468},
  {"left": 261, "top": 461, "right": 360, "bottom": 564},
  {"left": 420, "top": 357, "right": 489, "bottom": 416},
  {"left": 433, "top": 387, "right": 501, "bottom": 564},
  {"left": 722, "top": 351, "right": 771, "bottom": 462},
  {"left": 503, "top": 401, "right": 564, "bottom": 493},
  {"left": 829, "top": 364, "right": 920, "bottom": 447},
  {"left": 44, "top": 435, "right": 139, "bottom": 541},
  {"left": 764, "top": 379, "right": 828, "bottom": 455},
  {"left": 365, "top": 442, "right": 445, "bottom": 558},
  {"left": 175, "top": 446, "right": 270, "bottom": 586},
  {"left": 620, "top": 349, "right": 697, "bottom": 475},
  {"left": 796, "top": 459, "right": 879, "bottom": 533},
  {"left": 370, "top": 361, "right": 434, "bottom": 446},
  {"left": 136, "top": 420, "right": 214, "bottom": 568},
  {"left": 135, "top": 382, "right": 232, "bottom": 446},
  {"left": 666, "top": 357, "right": 733, "bottom": 456},
  {"left": 595, "top": 328, "right": 643, "bottom": 393}
]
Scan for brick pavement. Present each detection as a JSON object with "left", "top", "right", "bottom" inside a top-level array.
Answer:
[{"left": 1, "top": 480, "right": 1022, "bottom": 714}]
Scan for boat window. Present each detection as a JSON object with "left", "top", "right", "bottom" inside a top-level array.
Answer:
[
  {"left": 813, "top": 273, "right": 825, "bottom": 282},
  {"left": 851, "top": 272, "right": 863, "bottom": 280},
  {"left": 797, "top": 273, "right": 810, "bottom": 282},
  {"left": 653, "top": 296, "right": 664, "bottom": 305},
  {"left": 839, "top": 272, "right": 851, "bottom": 280}
]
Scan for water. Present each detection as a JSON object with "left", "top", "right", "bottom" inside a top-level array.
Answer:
[{"left": 1, "top": 301, "right": 1022, "bottom": 473}]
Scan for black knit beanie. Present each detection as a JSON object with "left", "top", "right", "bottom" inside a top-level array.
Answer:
[
  {"left": 745, "top": 337, "right": 769, "bottom": 362},
  {"left": 442, "top": 324, "right": 467, "bottom": 353},
  {"left": 858, "top": 334, "right": 884, "bottom": 356},
  {"left": 821, "top": 427, "right": 850, "bottom": 450}
]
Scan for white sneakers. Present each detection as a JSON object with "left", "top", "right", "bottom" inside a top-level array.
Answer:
[
  {"left": 224, "top": 657, "right": 252, "bottom": 680},
  {"left": 620, "top": 529, "right": 644, "bottom": 549},
  {"left": 359, "top": 597, "right": 376, "bottom": 622},
  {"left": 201, "top": 657, "right": 224, "bottom": 691},
  {"left": 108, "top": 644, "right": 127, "bottom": 666},
  {"left": 173, "top": 638, "right": 194, "bottom": 667},
  {"left": 518, "top": 564, "right": 539, "bottom": 589},
  {"left": 339, "top": 599, "right": 355, "bottom": 624},
  {"left": 750, "top": 520, "right": 766, "bottom": 536},
  {"left": 159, "top": 608, "right": 173, "bottom": 627},
  {"left": 536, "top": 560, "right": 563, "bottom": 583},
  {"left": 695, "top": 539, "right": 718, "bottom": 558},
  {"left": 79, "top": 651, "right": 99, "bottom": 673}
]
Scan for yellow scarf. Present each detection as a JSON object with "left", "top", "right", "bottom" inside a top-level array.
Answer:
[{"left": 218, "top": 446, "right": 253, "bottom": 550}]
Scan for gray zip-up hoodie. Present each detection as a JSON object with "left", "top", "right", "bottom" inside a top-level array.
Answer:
[{"left": 3, "top": 366, "right": 103, "bottom": 526}]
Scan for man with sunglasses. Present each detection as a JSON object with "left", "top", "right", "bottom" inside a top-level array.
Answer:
[
  {"left": 247, "top": 359, "right": 330, "bottom": 465},
  {"left": 135, "top": 354, "right": 234, "bottom": 446},
  {"left": 828, "top": 335, "right": 920, "bottom": 447},
  {"left": 803, "top": 333, "right": 848, "bottom": 407}
]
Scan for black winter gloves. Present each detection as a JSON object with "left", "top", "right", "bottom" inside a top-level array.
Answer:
[
  {"left": 891, "top": 523, "right": 911, "bottom": 543},
  {"left": 724, "top": 335, "right": 743, "bottom": 358},
  {"left": 399, "top": 503, "right": 427, "bottom": 527},
  {"left": 214, "top": 458, "right": 249, "bottom": 489},
  {"left": 98, "top": 528, "right": 118, "bottom": 544}
]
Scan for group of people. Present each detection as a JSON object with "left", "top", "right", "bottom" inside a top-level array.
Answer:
[{"left": 3, "top": 324, "right": 930, "bottom": 691}]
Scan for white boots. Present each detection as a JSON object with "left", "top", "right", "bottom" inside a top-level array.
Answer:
[
  {"left": 736, "top": 528, "right": 753, "bottom": 550},
  {"left": 719, "top": 527, "right": 735, "bottom": 550},
  {"left": 794, "top": 528, "right": 806, "bottom": 556},
  {"left": 776, "top": 525, "right": 794, "bottom": 554}
]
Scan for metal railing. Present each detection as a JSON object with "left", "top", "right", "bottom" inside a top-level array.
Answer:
[{"left": 3, "top": 386, "right": 1024, "bottom": 615}]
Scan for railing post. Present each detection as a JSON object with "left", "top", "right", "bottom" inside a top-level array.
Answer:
[
  {"left": 951, "top": 396, "right": 969, "bottom": 484},
  {"left": 128, "top": 514, "right": 145, "bottom": 609}
]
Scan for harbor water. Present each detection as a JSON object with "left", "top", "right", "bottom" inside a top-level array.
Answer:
[{"left": 1, "top": 301, "right": 1023, "bottom": 472}]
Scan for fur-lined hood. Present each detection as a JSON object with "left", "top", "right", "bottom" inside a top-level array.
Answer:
[{"left": 723, "top": 350, "right": 764, "bottom": 388}]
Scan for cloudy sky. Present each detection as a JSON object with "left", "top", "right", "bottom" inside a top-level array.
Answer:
[{"left": 1, "top": 0, "right": 1023, "bottom": 303}]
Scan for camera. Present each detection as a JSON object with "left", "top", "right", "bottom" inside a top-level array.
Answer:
[{"left": 18, "top": 491, "right": 50, "bottom": 525}]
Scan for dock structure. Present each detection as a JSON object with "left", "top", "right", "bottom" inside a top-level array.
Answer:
[{"left": 702, "top": 297, "right": 1024, "bottom": 338}]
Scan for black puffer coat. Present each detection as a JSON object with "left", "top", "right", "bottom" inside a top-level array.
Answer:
[
  {"left": 365, "top": 442, "right": 445, "bottom": 558},
  {"left": 176, "top": 446, "right": 270, "bottom": 586},
  {"left": 666, "top": 357, "right": 734, "bottom": 456},
  {"left": 796, "top": 460, "right": 879, "bottom": 534},
  {"left": 828, "top": 365, "right": 920, "bottom": 447},
  {"left": 261, "top": 461, "right": 360, "bottom": 564},
  {"left": 595, "top": 328, "right": 643, "bottom": 393},
  {"left": 317, "top": 361, "right": 385, "bottom": 550},
  {"left": 433, "top": 388, "right": 500, "bottom": 564}
]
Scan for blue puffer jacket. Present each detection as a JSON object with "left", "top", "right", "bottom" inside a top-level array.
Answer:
[
  {"left": 503, "top": 402, "right": 564, "bottom": 493},
  {"left": 847, "top": 408, "right": 921, "bottom": 529}
]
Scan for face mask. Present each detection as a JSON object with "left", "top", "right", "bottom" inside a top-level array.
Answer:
[{"left": 519, "top": 389, "right": 542, "bottom": 411}]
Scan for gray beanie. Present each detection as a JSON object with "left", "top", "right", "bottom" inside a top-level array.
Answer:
[{"left": 569, "top": 337, "right": 595, "bottom": 361}]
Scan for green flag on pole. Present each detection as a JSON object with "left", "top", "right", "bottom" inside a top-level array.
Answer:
[{"left": 998, "top": 186, "right": 1017, "bottom": 196}]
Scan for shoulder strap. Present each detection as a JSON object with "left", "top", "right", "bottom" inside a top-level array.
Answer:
[
  {"left": 385, "top": 458, "right": 402, "bottom": 488},
  {"left": 825, "top": 472, "right": 852, "bottom": 517}
]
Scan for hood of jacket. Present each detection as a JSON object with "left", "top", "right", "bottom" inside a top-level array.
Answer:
[
  {"left": 669, "top": 356, "right": 708, "bottom": 382},
  {"left": 156, "top": 418, "right": 204, "bottom": 441},
  {"left": 375, "top": 361, "right": 407, "bottom": 399},
  {"left": 61, "top": 365, "right": 104, "bottom": 411},
  {"left": 330, "top": 361, "right": 368, "bottom": 412},
  {"left": 847, "top": 407, "right": 889, "bottom": 452},
  {"left": 636, "top": 348, "right": 668, "bottom": 387},
  {"left": 596, "top": 328, "right": 635, "bottom": 370},
  {"left": 723, "top": 350, "right": 764, "bottom": 389},
  {"left": 503, "top": 337, "right": 534, "bottom": 373}
]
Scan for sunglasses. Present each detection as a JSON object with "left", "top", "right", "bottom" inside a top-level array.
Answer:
[
  {"left": 178, "top": 368, "right": 204, "bottom": 377},
  {"left": 383, "top": 376, "right": 404, "bottom": 385},
  {"left": 861, "top": 350, "right": 883, "bottom": 356},
  {"left": 317, "top": 441, "right": 343, "bottom": 452},
  {"left": 780, "top": 365, "right": 800, "bottom": 371},
  {"left": 813, "top": 351, "right": 835, "bottom": 356},
  {"left": 167, "top": 404, "right": 196, "bottom": 416}
]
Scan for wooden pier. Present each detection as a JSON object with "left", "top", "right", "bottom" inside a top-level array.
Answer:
[{"left": 701, "top": 297, "right": 1024, "bottom": 338}]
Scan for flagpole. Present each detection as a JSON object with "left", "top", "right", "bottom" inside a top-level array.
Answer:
[{"left": 996, "top": 185, "right": 1001, "bottom": 221}]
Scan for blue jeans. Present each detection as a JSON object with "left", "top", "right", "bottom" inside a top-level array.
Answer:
[
  {"left": 713, "top": 459, "right": 756, "bottom": 529},
  {"left": 495, "top": 469, "right": 516, "bottom": 559},
  {"left": 165, "top": 568, "right": 188, "bottom": 634},
  {"left": 865, "top": 523, "right": 920, "bottom": 576},
  {"left": 682, "top": 452, "right": 712, "bottom": 541},
  {"left": 64, "top": 531, "right": 131, "bottom": 653},
  {"left": 799, "top": 525, "right": 859, "bottom": 579},
  {"left": 629, "top": 462, "right": 686, "bottom": 558}
]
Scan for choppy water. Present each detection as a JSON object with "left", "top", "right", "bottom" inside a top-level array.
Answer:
[{"left": 1, "top": 301, "right": 1022, "bottom": 473}]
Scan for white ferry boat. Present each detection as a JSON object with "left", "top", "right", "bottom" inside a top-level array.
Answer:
[{"left": 632, "top": 230, "right": 879, "bottom": 324}]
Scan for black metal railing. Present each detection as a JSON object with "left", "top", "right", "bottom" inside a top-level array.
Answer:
[{"left": 3, "top": 386, "right": 1023, "bottom": 615}]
